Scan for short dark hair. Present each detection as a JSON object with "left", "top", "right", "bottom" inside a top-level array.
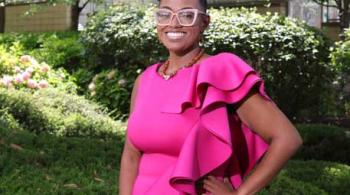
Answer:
[{"left": 157, "top": 0, "right": 208, "bottom": 13}]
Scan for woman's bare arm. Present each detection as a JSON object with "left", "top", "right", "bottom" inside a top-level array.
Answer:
[
  {"left": 235, "top": 89, "right": 303, "bottom": 195},
  {"left": 119, "top": 74, "right": 143, "bottom": 195}
]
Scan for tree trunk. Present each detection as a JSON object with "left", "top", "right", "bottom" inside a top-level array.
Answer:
[
  {"left": 0, "top": 6, "right": 5, "bottom": 33},
  {"left": 338, "top": 0, "right": 350, "bottom": 40},
  {"left": 70, "top": 0, "right": 80, "bottom": 31}
]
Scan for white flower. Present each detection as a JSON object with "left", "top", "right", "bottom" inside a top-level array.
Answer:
[
  {"left": 1, "top": 75, "right": 13, "bottom": 86},
  {"left": 118, "top": 79, "right": 126, "bottom": 87},
  {"left": 38, "top": 80, "right": 49, "bottom": 88},
  {"left": 26, "top": 67, "right": 34, "bottom": 73},
  {"left": 22, "top": 72, "right": 31, "bottom": 80},
  {"left": 14, "top": 66, "right": 21, "bottom": 73},
  {"left": 88, "top": 83, "right": 96, "bottom": 91},
  {"left": 107, "top": 70, "right": 116, "bottom": 80},
  {"left": 15, "top": 74, "right": 24, "bottom": 84},
  {"left": 40, "top": 63, "right": 50, "bottom": 73},
  {"left": 27, "top": 79, "right": 38, "bottom": 89},
  {"left": 20, "top": 55, "right": 32, "bottom": 63}
]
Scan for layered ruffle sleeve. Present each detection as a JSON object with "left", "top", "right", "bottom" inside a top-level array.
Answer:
[{"left": 149, "top": 52, "right": 273, "bottom": 194}]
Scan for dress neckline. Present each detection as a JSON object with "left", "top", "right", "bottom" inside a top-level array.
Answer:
[{"left": 154, "top": 53, "right": 220, "bottom": 79}]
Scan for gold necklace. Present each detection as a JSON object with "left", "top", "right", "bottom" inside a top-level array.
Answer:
[{"left": 160, "top": 49, "right": 204, "bottom": 80}]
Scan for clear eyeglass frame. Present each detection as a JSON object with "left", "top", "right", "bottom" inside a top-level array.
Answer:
[{"left": 154, "top": 8, "right": 207, "bottom": 27}]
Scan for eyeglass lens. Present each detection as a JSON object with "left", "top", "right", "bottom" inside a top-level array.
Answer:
[{"left": 156, "top": 10, "right": 196, "bottom": 26}]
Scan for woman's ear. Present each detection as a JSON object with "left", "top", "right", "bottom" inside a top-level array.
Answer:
[{"left": 202, "top": 15, "right": 210, "bottom": 30}]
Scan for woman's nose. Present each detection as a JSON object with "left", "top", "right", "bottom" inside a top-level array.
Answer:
[{"left": 169, "top": 15, "right": 182, "bottom": 27}]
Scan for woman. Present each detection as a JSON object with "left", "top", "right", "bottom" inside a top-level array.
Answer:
[{"left": 119, "top": 0, "right": 303, "bottom": 194}]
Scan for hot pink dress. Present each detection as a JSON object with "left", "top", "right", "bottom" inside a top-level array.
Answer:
[{"left": 126, "top": 52, "right": 272, "bottom": 195}]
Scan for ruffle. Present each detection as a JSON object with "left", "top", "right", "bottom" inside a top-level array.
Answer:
[{"left": 158, "top": 52, "right": 272, "bottom": 194}]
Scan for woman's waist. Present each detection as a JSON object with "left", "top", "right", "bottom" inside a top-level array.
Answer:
[{"left": 138, "top": 152, "right": 178, "bottom": 177}]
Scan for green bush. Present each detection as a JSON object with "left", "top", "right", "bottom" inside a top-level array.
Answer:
[
  {"left": 81, "top": 5, "right": 334, "bottom": 120},
  {"left": 0, "top": 108, "right": 23, "bottom": 132},
  {"left": 283, "top": 160, "right": 350, "bottom": 194},
  {"left": 0, "top": 32, "right": 84, "bottom": 71},
  {"left": 87, "top": 69, "right": 136, "bottom": 120},
  {"left": 330, "top": 28, "right": 350, "bottom": 116},
  {"left": 259, "top": 160, "right": 350, "bottom": 195},
  {"left": 259, "top": 175, "right": 327, "bottom": 195},
  {"left": 0, "top": 88, "right": 125, "bottom": 138},
  {"left": 0, "top": 125, "right": 123, "bottom": 194},
  {"left": 294, "top": 123, "right": 350, "bottom": 163}
]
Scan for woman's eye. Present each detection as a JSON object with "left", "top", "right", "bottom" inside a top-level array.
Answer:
[
  {"left": 180, "top": 12, "right": 194, "bottom": 19},
  {"left": 157, "top": 12, "right": 171, "bottom": 18}
]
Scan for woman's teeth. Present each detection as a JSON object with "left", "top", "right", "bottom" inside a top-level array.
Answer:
[{"left": 166, "top": 32, "right": 186, "bottom": 40}]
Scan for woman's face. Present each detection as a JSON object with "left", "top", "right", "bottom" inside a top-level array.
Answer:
[{"left": 156, "top": 0, "right": 209, "bottom": 55}]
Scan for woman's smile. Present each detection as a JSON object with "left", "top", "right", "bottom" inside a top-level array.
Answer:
[{"left": 165, "top": 31, "right": 187, "bottom": 40}]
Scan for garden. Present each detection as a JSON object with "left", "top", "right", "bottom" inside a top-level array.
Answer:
[{"left": 0, "top": 4, "right": 349, "bottom": 194}]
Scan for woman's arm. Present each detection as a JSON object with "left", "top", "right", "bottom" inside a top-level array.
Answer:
[
  {"left": 119, "top": 75, "right": 143, "bottom": 195},
  {"left": 234, "top": 89, "right": 303, "bottom": 195}
]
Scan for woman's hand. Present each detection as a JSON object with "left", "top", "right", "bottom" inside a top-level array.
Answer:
[{"left": 202, "top": 175, "right": 238, "bottom": 195}]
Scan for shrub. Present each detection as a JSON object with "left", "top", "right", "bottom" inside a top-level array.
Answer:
[
  {"left": 283, "top": 160, "right": 350, "bottom": 194},
  {"left": 0, "top": 32, "right": 84, "bottom": 71},
  {"left": 87, "top": 69, "right": 137, "bottom": 120},
  {"left": 294, "top": 123, "right": 350, "bottom": 163},
  {"left": 0, "top": 54, "right": 77, "bottom": 92},
  {"left": 0, "top": 40, "right": 78, "bottom": 92},
  {"left": 0, "top": 125, "right": 122, "bottom": 194},
  {"left": 0, "top": 88, "right": 125, "bottom": 138},
  {"left": 259, "top": 175, "right": 327, "bottom": 195},
  {"left": 260, "top": 160, "right": 350, "bottom": 195},
  {"left": 330, "top": 28, "right": 350, "bottom": 116},
  {"left": 81, "top": 5, "right": 333, "bottom": 120},
  {"left": 0, "top": 108, "right": 23, "bottom": 132}
]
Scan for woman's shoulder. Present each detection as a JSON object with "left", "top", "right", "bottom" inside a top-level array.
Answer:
[
  {"left": 135, "top": 63, "right": 160, "bottom": 81},
  {"left": 199, "top": 52, "right": 256, "bottom": 77},
  {"left": 201, "top": 51, "right": 253, "bottom": 68}
]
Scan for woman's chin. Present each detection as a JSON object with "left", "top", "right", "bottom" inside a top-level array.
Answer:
[{"left": 164, "top": 44, "right": 196, "bottom": 55}]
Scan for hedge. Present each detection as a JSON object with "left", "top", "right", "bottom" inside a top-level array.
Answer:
[
  {"left": 0, "top": 125, "right": 121, "bottom": 194},
  {"left": 294, "top": 123, "right": 350, "bottom": 164},
  {"left": 0, "top": 88, "right": 125, "bottom": 138}
]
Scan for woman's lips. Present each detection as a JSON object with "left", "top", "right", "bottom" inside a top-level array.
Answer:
[{"left": 166, "top": 32, "right": 186, "bottom": 40}]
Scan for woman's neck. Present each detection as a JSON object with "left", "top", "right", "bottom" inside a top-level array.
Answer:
[{"left": 167, "top": 47, "right": 202, "bottom": 72}]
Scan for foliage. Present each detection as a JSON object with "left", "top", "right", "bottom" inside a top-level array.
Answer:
[
  {"left": 260, "top": 160, "right": 350, "bottom": 195},
  {"left": 0, "top": 32, "right": 84, "bottom": 71},
  {"left": 331, "top": 28, "right": 350, "bottom": 74},
  {"left": 259, "top": 175, "right": 327, "bottom": 195},
  {"left": 0, "top": 108, "right": 24, "bottom": 132},
  {"left": 330, "top": 28, "right": 350, "bottom": 115},
  {"left": 0, "top": 53, "right": 77, "bottom": 92},
  {"left": 282, "top": 160, "right": 350, "bottom": 194},
  {"left": 0, "top": 125, "right": 123, "bottom": 194},
  {"left": 293, "top": 123, "right": 350, "bottom": 163},
  {"left": 0, "top": 88, "right": 125, "bottom": 138},
  {"left": 87, "top": 69, "right": 137, "bottom": 120},
  {"left": 81, "top": 4, "right": 334, "bottom": 120}
]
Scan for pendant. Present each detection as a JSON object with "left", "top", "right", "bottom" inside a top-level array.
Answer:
[{"left": 163, "top": 74, "right": 171, "bottom": 80}]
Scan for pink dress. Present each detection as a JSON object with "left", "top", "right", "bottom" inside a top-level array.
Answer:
[{"left": 126, "top": 52, "right": 272, "bottom": 195}]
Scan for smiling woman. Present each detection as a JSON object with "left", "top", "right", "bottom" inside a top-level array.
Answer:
[{"left": 118, "top": 0, "right": 303, "bottom": 195}]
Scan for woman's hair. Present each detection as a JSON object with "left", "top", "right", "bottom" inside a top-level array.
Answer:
[{"left": 157, "top": 0, "right": 208, "bottom": 12}]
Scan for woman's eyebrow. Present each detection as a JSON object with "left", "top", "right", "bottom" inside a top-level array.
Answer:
[{"left": 159, "top": 6, "right": 195, "bottom": 11}]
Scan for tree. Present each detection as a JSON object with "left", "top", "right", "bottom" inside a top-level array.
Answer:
[{"left": 312, "top": 0, "right": 350, "bottom": 40}]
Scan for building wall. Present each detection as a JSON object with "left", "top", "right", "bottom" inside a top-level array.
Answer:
[{"left": 5, "top": 4, "right": 72, "bottom": 32}]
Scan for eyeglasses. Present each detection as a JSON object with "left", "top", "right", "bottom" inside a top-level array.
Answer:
[{"left": 154, "top": 8, "right": 207, "bottom": 27}]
